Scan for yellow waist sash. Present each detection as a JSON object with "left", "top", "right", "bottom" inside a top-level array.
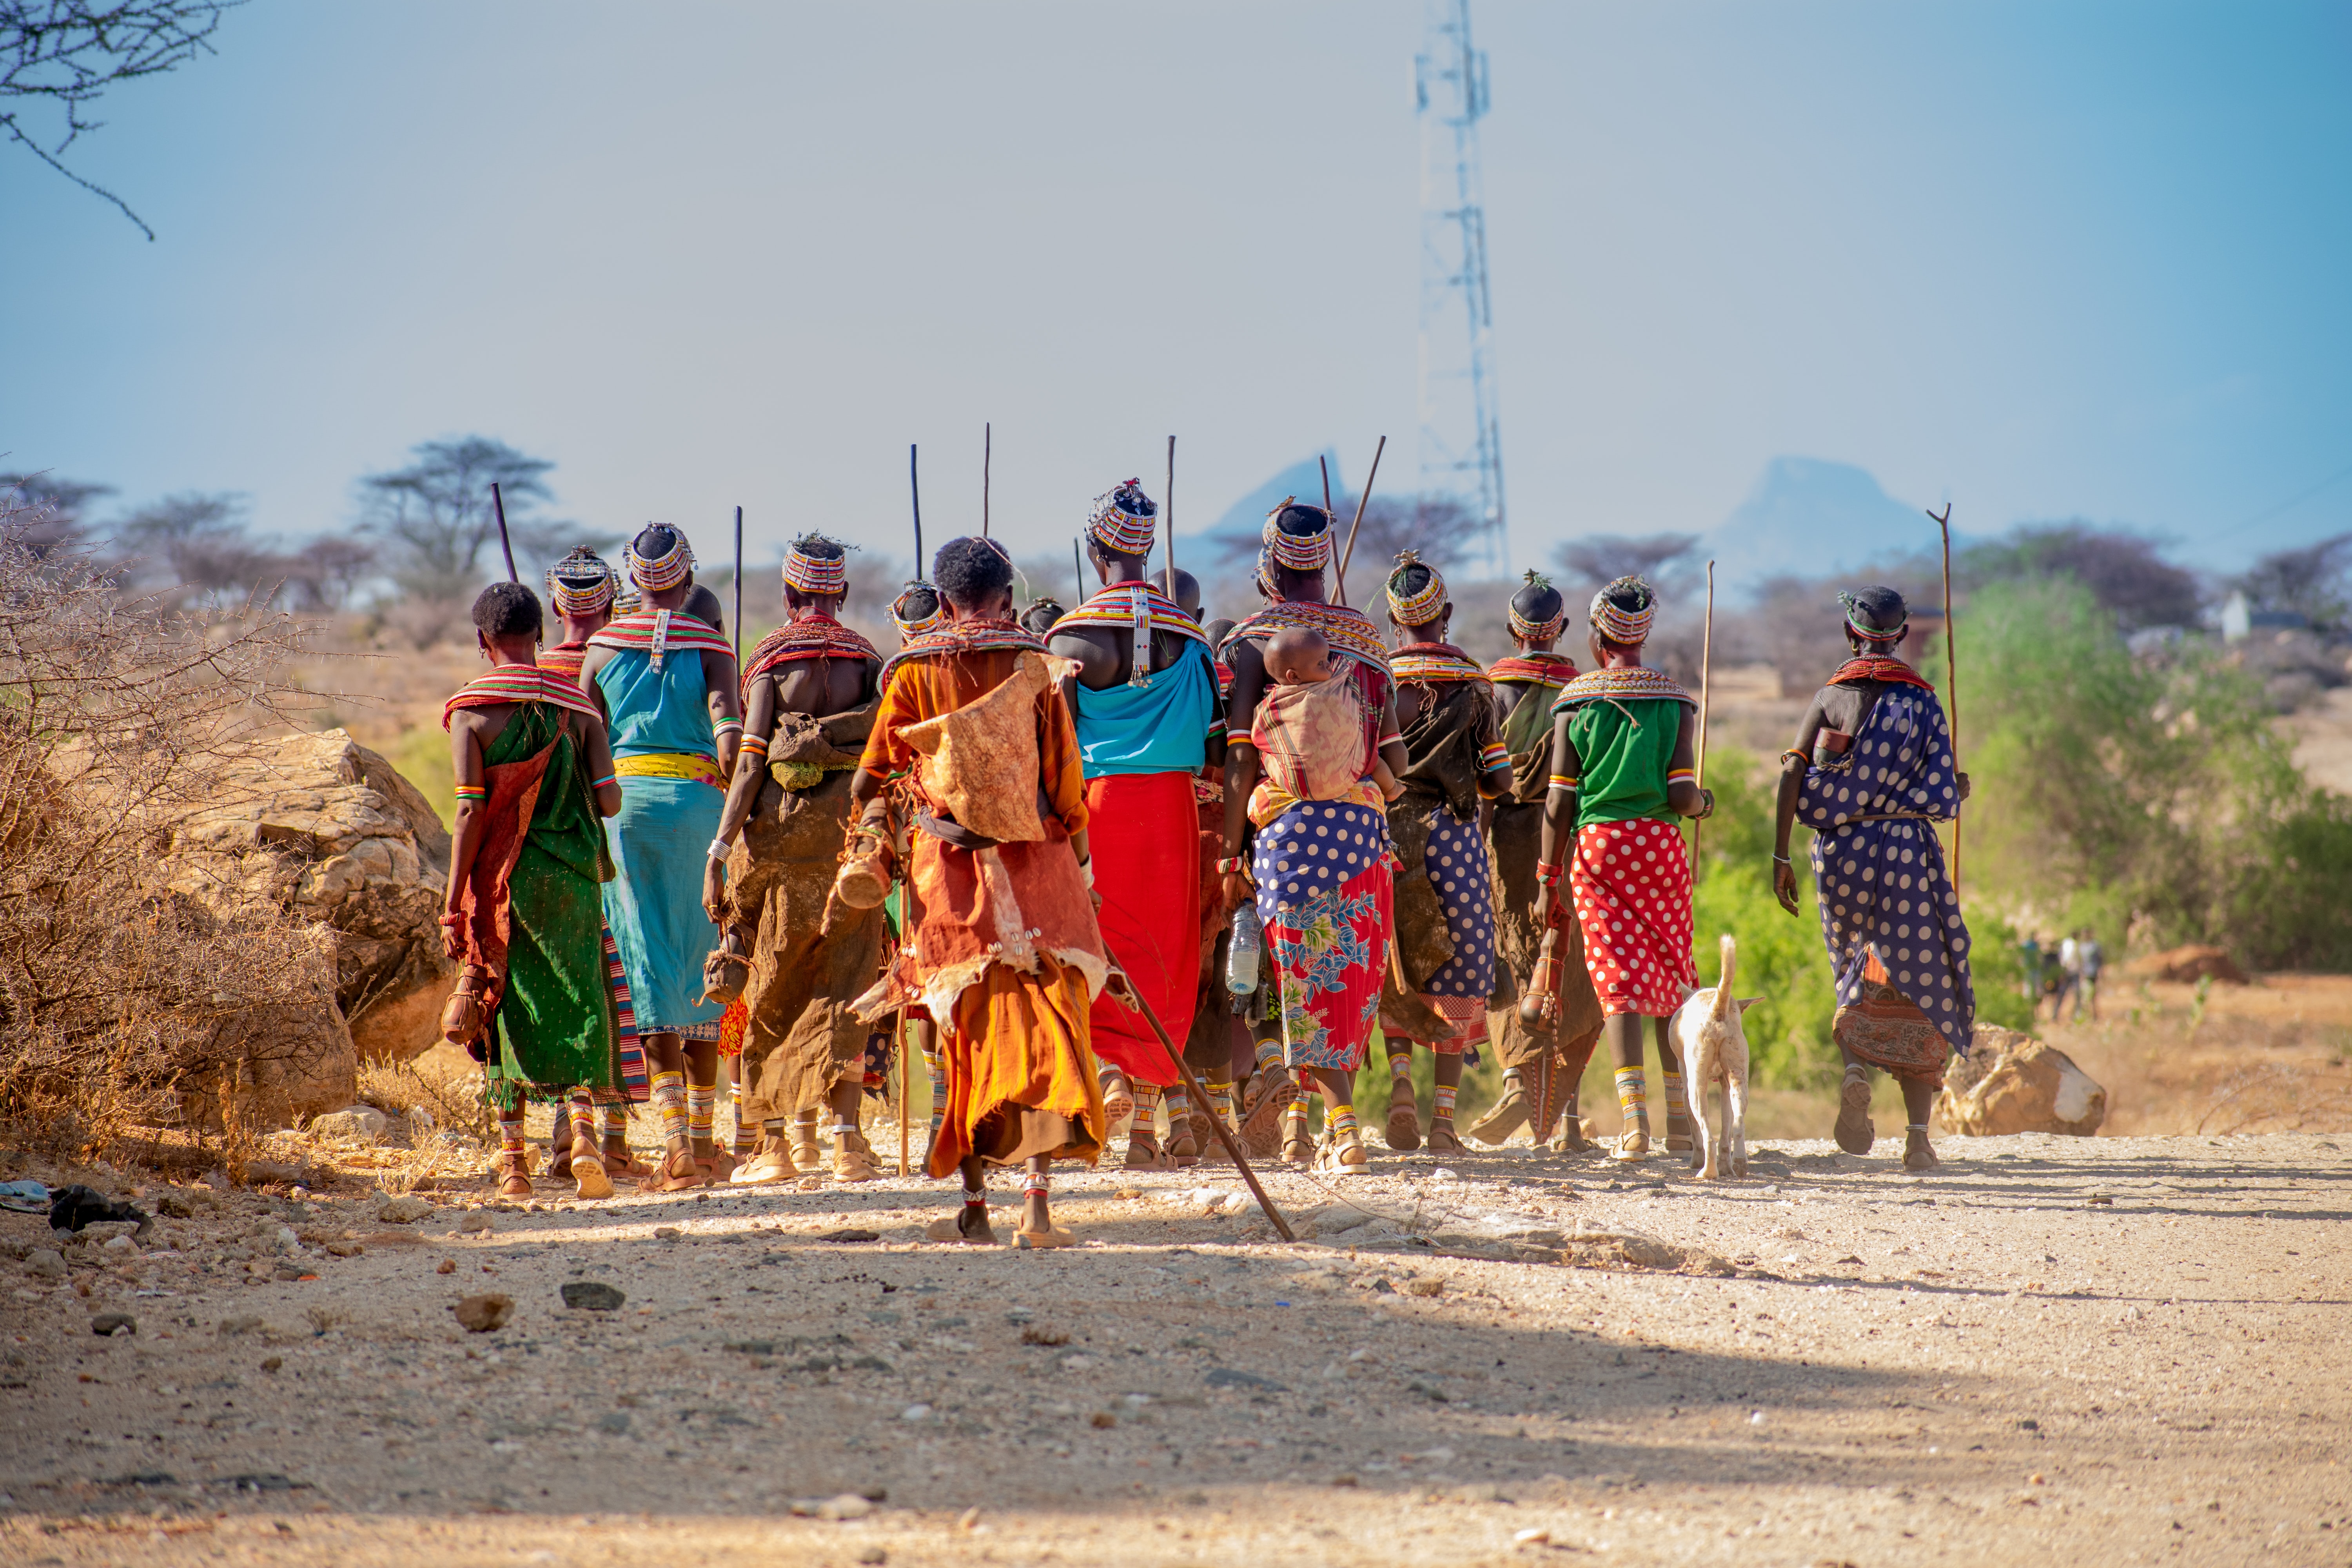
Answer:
[{"left": 614, "top": 752, "right": 725, "bottom": 788}]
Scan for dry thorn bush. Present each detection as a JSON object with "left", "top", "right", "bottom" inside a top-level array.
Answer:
[
  {"left": 0, "top": 491, "right": 340, "bottom": 1163},
  {"left": 354, "top": 1054, "right": 490, "bottom": 1144}
]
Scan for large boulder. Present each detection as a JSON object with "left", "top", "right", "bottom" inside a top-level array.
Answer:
[
  {"left": 2125, "top": 944, "right": 2249, "bottom": 985},
  {"left": 1935, "top": 1024, "right": 2107, "bottom": 1137},
  {"left": 166, "top": 729, "right": 454, "bottom": 1065}
]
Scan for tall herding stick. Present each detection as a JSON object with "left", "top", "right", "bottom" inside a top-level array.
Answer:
[
  {"left": 1098, "top": 942, "right": 1294, "bottom": 1242},
  {"left": 490, "top": 483, "right": 518, "bottom": 583},
  {"left": 1690, "top": 559, "right": 1715, "bottom": 875},
  {"left": 983, "top": 423, "right": 991, "bottom": 539},
  {"left": 909, "top": 445, "right": 923, "bottom": 577},
  {"left": 1073, "top": 537, "right": 1083, "bottom": 600},
  {"left": 1164, "top": 435, "right": 1177, "bottom": 601},
  {"left": 1928, "top": 502, "right": 1960, "bottom": 896},
  {"left": 731, "top": 505, "right": 743, "bottom": 665},
  {"left": 1335, "top": 435, "right": 1387, "bottom": 606}
]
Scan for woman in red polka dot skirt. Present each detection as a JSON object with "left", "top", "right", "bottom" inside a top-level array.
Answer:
[{"left": 1537, "top": 578, "right": 1715, "bottom": 1161}]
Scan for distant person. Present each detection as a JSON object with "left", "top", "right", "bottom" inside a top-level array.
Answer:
[
  {"left": 2039, "top": 941, "right": 2065, "bottom": 1021},
  {"left": 2075, "top": 928, "right": 2104, "bottom": 1022},
  {"left": 2018, "top": 933, "right": 2042, "bottom": 1005},
  {"left": 2056, "top": 933, "right": 2083, "bottom": 1023}
]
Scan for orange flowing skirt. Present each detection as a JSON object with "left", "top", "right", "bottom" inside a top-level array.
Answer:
[{"left": 926, "top": 956, "right": 1108, "bottom": 1178}]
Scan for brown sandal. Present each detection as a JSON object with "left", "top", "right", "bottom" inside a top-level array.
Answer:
[
  {"left": 569, "top": 1131, "right": 614, "bottom": 1200},
  {"left": 494, "top": 1152, "right": 532, "bottom": 1199},
  {"left": 643, "top": 1147, "right": 702, "bottom": 1193}
]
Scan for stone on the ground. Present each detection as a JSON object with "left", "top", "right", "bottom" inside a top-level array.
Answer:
[
  {"left": 90, "top": 1312, "right": 135, "bottom": 1336},
  {"left": 457, "top": 1210, "right": 495, "bottom": 1234},
  {"left": 1939, "top": 1026, "right": 2107, "bottom": 1136},
  {"left": 376, "top": 1195, "right": 432, "bottom": 1224},
  {"left": 561, "top": 1281, "right": 625, "bottom": 1312},
  {"left": 453, "top": 1294, "right": 513, "bottom": 1332},
  {"left": 311, "top": 1104, "right": 398, "bottom": 1142},
  {"left": 25, "top": 1249, "right": 65, "bottom": 1281}
]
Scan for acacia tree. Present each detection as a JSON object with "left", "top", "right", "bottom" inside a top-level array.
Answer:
[
  {"left": 1, "top": 1, "right": 245, "bottom": 240},
  {"left": 358, "top": 436, "right": 568, "bottom": 603}
]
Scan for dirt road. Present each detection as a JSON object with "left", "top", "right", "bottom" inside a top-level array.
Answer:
[{"left": 5, "top": 1131, "right": 2347, "bottom": 1566}]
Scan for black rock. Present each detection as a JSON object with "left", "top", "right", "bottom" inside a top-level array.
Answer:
[
  {"left": 560, "top": 1281, "right": 626, "bottom": 1312},
  {"left": 91, "top": 1312, "right": 136, "bottom": 1336},
  {"left": 1204, "top": 1367, "right": 1287, "bottom": 1393}
]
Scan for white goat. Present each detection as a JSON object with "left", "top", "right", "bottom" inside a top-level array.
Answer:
[{"left": 1670, "top": 933, "right": 1754, "bottom": 1180}]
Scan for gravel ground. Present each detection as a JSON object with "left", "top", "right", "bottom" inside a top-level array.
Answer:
[{"left": 4, "top": 1130, "right": 2347, "bottom": 1566}]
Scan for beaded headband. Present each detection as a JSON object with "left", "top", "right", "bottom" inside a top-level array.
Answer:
[
  {"left": 1509, "top": 569, "right": 1566, "bottom": 641},
  {"left": 1087, "top": 479, "right": 1160, "bottom": 556},
  {"left": 626, "top": 528, "right": 695, "bottom": 592},
  {"left": 1260, "top": 498, "right": 1334, "bottom": 573},
  {"left": 889, "top": 582, "right": 943, "bottom": 637},
  {"left": 782, "top": 534, "right": 849, "bottom": 597},
  {"left": 1589, "top": 575, "right": 1656, "bottom": 644},
  {"left": 545, "top": 547, "right": 617, "bottom": 617},
  {"left": 1838, "top": 590, "right": 1907, "bottom": 643},
  {"left": 1385, "top": 550, "right": 1447, "bottom": 627}
]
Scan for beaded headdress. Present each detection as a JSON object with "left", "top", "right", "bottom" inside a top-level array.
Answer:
[
  {"left": 1087, "top": 479, "right": 1160, "bottom": 557},
  {"left": 1260, "top": 498, "right": 1334, "bottom": 573},
  {"left": 625, "top": 526, "right": 695, "bottom": 593},
  {"left": 889, "top": 581, "right": 943, "bottom": 639},
  {"left": 1385, "top": 550, "right": 1446, "bottom": 627},
  {"left": 1838, "top": 589, "right": 1907, "bottom": 643},
  {"left": 782, "top": 532, "right": 849, "bottom": 597},
  {"left": 1588, "top": 575, "right": 1657, "bottom": 644},
  {"left": 1508, "top": 569, "right": 1566, "bottom": 642},
  {"left": 545, "top": 546, "right": 617, "bottom": 617}
]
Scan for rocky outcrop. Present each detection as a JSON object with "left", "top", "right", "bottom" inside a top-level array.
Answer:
[
  {"left": 167, "top": 729, "right": 454, "bottom": 1070},
  {"left": 2126, "top": 945, "right": 2249, "bottom": 985},
  {"left": 1936, "top": 1024, "right": 2107, "bottom": 1137}
]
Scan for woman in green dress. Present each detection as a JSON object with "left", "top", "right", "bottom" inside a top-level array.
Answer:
[{"left": 441, "top": 582, "right": 628, "bottom": 1199}]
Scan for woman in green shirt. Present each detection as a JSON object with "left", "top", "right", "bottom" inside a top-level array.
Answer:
[{"left": 1535, "top": 577, "right": 1714, "bottom": 1161}]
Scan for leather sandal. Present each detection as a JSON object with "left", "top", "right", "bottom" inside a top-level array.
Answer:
[
  {"left": 494, "top": 1152, "right": 533, "bottom": 1199},
  {"left": 1384, "top": 1077, "right": 1422, "bottom": 1152},
  {"left": 645, "top": 1147, "right": 702, "bottom": 1193},
  {"left": 1835, "top": 1076, "right": 1876, "bottom": 1155},
  {"left": 1427, "top": 1121, "right": 1463, "bottom": 1153},
  {"left": 1317, "top": 1127, "right": 1370, "bottom": 1177},
  {"left": 1465, "top": 1078, "right": 1529, "bottom": 1147},
  {"left": 568, "top": 1132, "right": 614, "bottom": 1200}
]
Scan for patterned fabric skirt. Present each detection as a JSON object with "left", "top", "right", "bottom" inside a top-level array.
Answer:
[
  {"left": 601, "top": 774, "right": 725, "bottom": 1039},
  {"left": 1253, "top": 800, "right": 1394, "bottom": 1073},
  {"left": 1568, "top": 817, "right": 1697, "bottom": 1019},
  {"left": 1413, "top": 811, "right": 1496, "bottom": 1054},
  {"left": 1811, "top": 817, "right": 1973, "bottom": 1062}
]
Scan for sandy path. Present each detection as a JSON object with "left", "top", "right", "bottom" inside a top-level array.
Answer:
[{"left": 5, "top": 1131, "right": 2347, "bottom": 1566}]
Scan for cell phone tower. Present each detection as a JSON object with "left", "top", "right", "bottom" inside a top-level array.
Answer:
[{"left": 1415, "top": 0, "right": 1506, "bottom": 574}]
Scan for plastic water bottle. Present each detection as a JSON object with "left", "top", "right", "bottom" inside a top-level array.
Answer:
[{"left": 1226, "top": 903, "right": 1263, "bottom": 997}]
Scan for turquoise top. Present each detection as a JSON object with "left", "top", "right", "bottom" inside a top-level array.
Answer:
[
  {"left": 593, "top": 647, "right": 717, "bottom": 759},
  {"left": 1072, "top": 641, "right": 1220, "bottom": 778}
]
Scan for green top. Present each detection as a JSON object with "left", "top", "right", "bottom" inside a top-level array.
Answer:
[
  {"left": 483, "top": 701, "right": 619, "bottom": 1109},
  {"left": 1563, "top": 696, "right": 1683, "bottom": 828}
]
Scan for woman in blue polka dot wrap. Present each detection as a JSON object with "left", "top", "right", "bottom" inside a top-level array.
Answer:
[{"left": 1771, "top": 585, "right": 1975, "bottom": 1174}]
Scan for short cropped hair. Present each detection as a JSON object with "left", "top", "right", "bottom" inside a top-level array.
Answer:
[
  {"left": 472, "top": 581, "right": 543, "bottom": 639},
  {"left": 934, "top": 536, "right": 1014, "bottom": 609}
]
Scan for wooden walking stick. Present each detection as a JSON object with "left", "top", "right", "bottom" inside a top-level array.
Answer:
[
  {"left": 896, "top": 1005, "right": 910, "bottom": 1178},
  {"left": 1334, "top": 435, "right": 1387, "bottom": 607},
  {"left": 1073, "top": 536, "right": 1083, "bottom": 601},
  {"left": 909, "top": 445, "right": 923, "bottom": 575},
  {"left": 731, "top": 505, "right": 743, "bottom": 665},
  {"left": 1690, "top": 559, "right": 1715, "bottom": 875},
  {"left": 1928, "top": 502, "right": 1960, "bottom": 896},
  {"left": 1163, "top": 434, "right": 1177, "bottom": 601},
  {"left": 490, "top": 482, "right": 519, "bottom": 583},
  {"left": 983, "top": 423, "right": 991, "bottom": 540},
  {"left": 1098, "top": 940, "right": 1295, "bottom": 1241}
]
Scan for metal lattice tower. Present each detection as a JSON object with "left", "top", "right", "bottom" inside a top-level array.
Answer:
[{"left": 1414, "top": 0, "right": 1506, "bottom": 573}]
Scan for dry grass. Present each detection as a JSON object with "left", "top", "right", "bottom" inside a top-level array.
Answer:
[{"left": 0, "top": 497, "right": 345, "bottom": 1162}]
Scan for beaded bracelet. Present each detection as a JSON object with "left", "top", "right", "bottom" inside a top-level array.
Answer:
[
  {"left": 1535, "top": 861, "right": 1562, "bottom": 886},
  {"left": 1216, "top": 856, "right": 1249, "bottom": 875},
  {"left": 707, "top": 837, "right": 734, "bottom": 862}
]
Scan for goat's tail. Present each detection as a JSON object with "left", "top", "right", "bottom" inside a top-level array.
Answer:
[{"left": 1710, "top": 933, "right": 1738, "bottom": 1021}]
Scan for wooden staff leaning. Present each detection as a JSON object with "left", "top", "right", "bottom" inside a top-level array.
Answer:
[
  {"left": 1928, "top": 503, "right": 1960, "bottom": 896},
  {"left": 1689, "top": 560, "right": 1715, "bottom": 874},
  {"left": 1164, "top": 434, "right": 1176, "bottom": 601},
  {"left": 490, "top": 482, "right": 518, "bottom": 583},
  {"left": 1334, "top": 435, "right": 1387, "bottom": 606}
]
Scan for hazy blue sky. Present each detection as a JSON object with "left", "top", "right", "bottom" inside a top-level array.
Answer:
[{"left": 5, "top": 0, "right": 2347, "bottom": 585}]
